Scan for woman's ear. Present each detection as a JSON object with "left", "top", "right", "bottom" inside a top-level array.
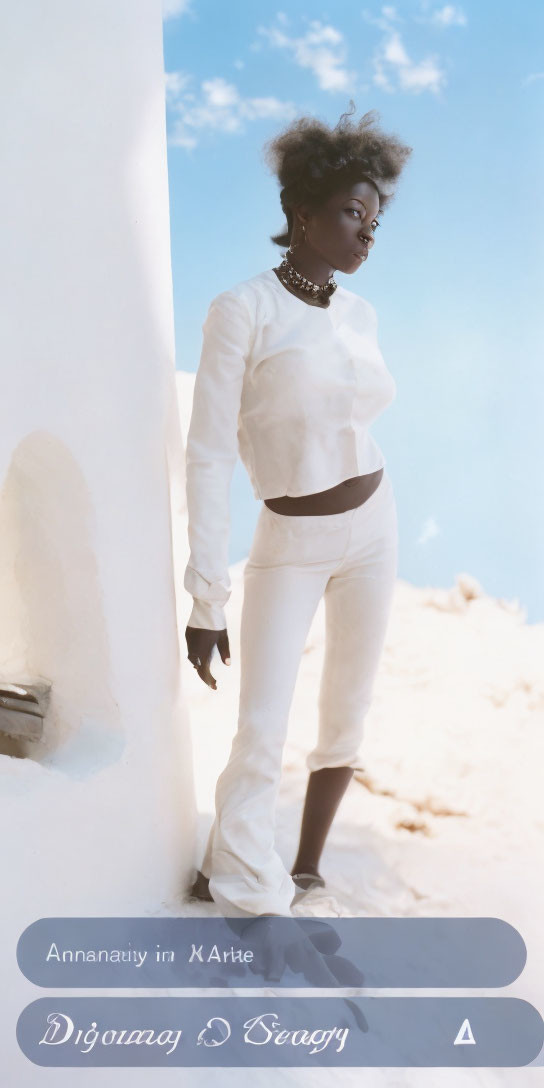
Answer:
[{"left": 292, "top": 203, "right": 310, "bottom": 230}]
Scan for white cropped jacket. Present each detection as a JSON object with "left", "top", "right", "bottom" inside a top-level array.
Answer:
[{"left": 184, "top": 268, "right": 397, "bottom": 630}]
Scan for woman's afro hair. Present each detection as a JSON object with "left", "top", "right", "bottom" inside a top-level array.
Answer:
[{"left": 262, "top": 100, "right": 413, "bottom": 248}]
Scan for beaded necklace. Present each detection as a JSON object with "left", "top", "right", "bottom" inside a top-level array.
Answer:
[{"left": 275, "top": 253, "right": 337, "bottom": 304}]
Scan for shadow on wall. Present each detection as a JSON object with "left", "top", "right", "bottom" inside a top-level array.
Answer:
[{"left": 0, "top": 430, "right": 123, "bottom": 774}]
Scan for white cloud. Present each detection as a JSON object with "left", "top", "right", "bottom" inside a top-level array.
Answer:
[
  {"left": 256, "top": 10, "right": 447, "bottom": 98},
  {"left": 398, "top": 54, "right": 446, "bottom": 93},
  {"left": 204, "top": 78, "right": 239, "bottom": 109},
  {"left": 372, "top": 29, "right": 446, "bottom": 95},
  {"left": 165, "top": 72, "right": 296, "bottom": 150},
  {"left": 362, "top": 6, "right": 403, "bottom": 32},
  {"left": 522, "top": 71, "right": 544, "bottom": 86},
  {"left": 164, "top": 71, "right": 192, "bottom": 102},
  {"left": 363, "top": 4, "right": 461, "bottom": 95},
  {"left": 162, "top": 0, "right": 192, "bottom": 19},
  {"left": 383, "top": 31, "right": 411, "bottom": 66},
  {"left": 372, "top": 60, "right": 394, "bottom": 93},
  {"left": 256, "top": 17, "right": 357, "bottom": 93},
  {"left": 430, "top": 5, "right": 467, "bottom": 27},
  {"left": 417, "top": 516, "right": 441, "bottom": 545}
]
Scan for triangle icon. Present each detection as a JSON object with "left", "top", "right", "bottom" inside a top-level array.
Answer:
[{"left": 454, "top": 1018, "right": 476, "bottom": 1045}]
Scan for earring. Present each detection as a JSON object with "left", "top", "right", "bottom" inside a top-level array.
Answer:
[{"left": 288, "top": 223, "right": 306, "bottom": 254}]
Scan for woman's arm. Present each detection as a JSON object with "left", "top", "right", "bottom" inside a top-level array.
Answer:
[{"left": 184, "top": 288, "right": 252, "bottom": 633}]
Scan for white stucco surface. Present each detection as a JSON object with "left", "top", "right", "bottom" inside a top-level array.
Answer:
[{"left": 0, "top": 3, "right": 196, "bottom": 1082}]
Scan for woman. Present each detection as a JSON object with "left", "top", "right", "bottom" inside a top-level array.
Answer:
[{"left": 184, "top": 103, "right": 412, "bottom": 917}]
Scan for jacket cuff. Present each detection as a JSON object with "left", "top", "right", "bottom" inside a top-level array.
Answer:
[{"left": 186, "top": 598, "right": 227, "bottom": 631}]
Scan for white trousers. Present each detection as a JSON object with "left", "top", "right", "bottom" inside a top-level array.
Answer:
[{"left": 199, "top": 469, "right": 398, "bottom": 916}]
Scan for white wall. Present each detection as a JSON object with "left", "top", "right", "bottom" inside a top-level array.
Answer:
[{"left": 0, "top": 2, "right": 194, "bottom": 1081}]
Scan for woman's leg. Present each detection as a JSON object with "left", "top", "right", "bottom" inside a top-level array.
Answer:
[
  {"left": 201, "top": 509, "right": 334, "bottom": 916},
  {"left": 296, "top": 473, "right": 398, "bottom": 876},
  {"left": 290, "top": 766, "right": 354, "bottom": 880},
  {"left": 194, "top": 773, "right": 355, "bottom": 896}
]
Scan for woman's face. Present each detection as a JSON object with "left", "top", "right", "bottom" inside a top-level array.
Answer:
[{"left": 297, "top": 179, "right": 382, "bottom": 275}]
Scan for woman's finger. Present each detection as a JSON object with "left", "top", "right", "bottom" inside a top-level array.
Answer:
[
  {"left": 216, "top": 629, "right": 231, "bottom": 665},
  {"left": 197, "top": 657, "right": 217, "bottom": 690}
]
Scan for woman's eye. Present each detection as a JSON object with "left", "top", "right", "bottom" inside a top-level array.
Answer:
[{"left": 347, "top": 208, "right": 380, "bottom": 230}]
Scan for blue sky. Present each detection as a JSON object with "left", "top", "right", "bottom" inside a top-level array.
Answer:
[{"left": 162, "top": 1, "right": 544, "bottom": 622}]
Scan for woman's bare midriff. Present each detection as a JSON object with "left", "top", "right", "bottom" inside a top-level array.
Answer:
[{"left": 264, "top": 467, "right": 384, "bottom": 516}]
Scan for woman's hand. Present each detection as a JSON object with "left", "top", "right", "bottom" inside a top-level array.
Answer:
[{"left": 185, "top": 626, "right": 231, "bottom": 690}]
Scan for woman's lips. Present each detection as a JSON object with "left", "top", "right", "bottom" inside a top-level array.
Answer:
[{"left": 354, "top": 250, "right": 368, "bottom": 261}]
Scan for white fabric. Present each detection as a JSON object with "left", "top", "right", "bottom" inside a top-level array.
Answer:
[
  {"left": 184, "top": 269, "right": 397, "bottom": 630},
  {"left": 199, "top": 469, "right": 398, "bottom": 916}
]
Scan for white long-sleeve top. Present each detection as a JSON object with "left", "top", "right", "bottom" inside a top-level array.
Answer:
[{"left": 184, "top": 268, "right": 397, "bottom": 630}]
